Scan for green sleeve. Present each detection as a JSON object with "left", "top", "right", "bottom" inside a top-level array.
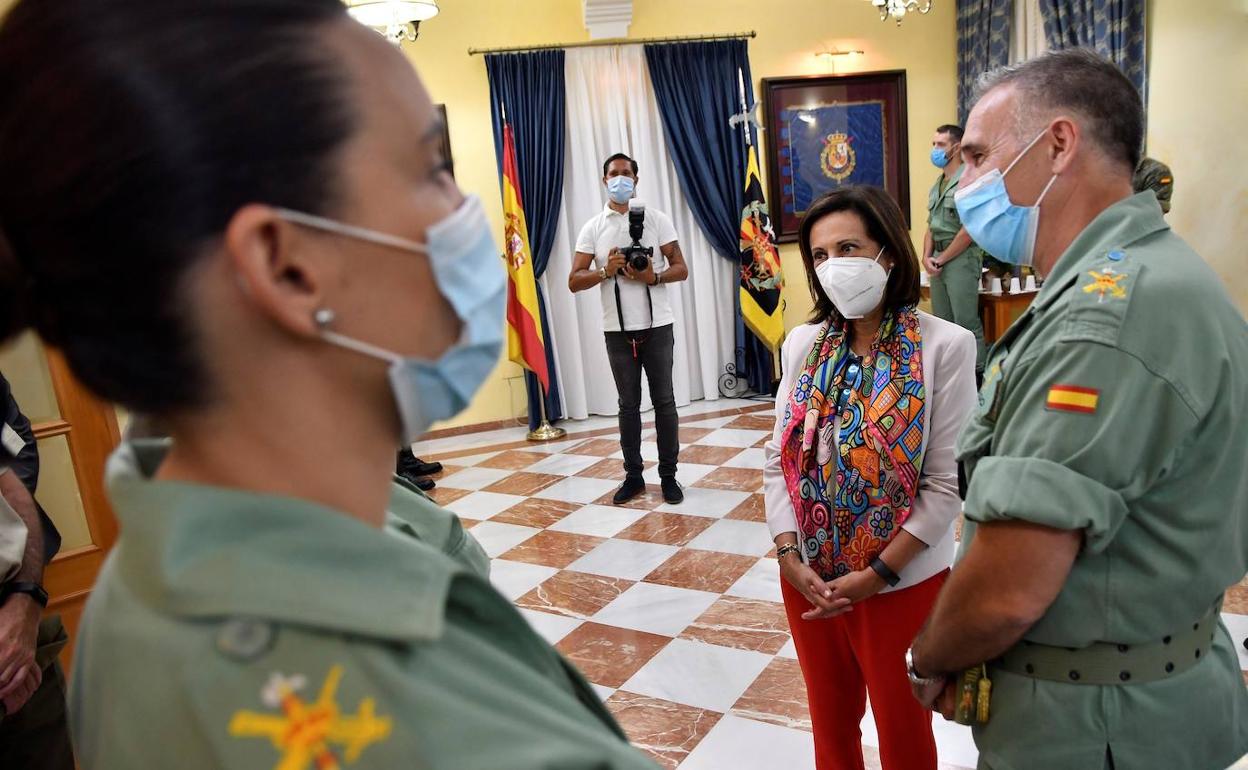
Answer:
[{"left": 966, "top": 337, "right": 1197, "bottom": 553}]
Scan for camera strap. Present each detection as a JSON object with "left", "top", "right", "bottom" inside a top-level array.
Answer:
[{"left": 613, "top": 279, "right": 654, "bottom": 360}]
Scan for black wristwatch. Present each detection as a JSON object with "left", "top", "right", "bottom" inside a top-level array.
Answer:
[
  {"left": 869, "top": 556, "right": 901, "bottom": 587},
  {"left": 2, "top": 581, "right": 49, "bottom": 608}
]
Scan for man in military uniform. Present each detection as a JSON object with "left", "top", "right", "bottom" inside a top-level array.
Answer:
[
  {"left": 1133, "top": 156, "right": 1174, "bottom": 215},
  {"left": 0, "top": 372, "right": 73, "bottom": 769},
  {"left": 924, "top": 123, "right": 988, "bottom": 374},
  {"left": 906, "top": 49, "right": 1248, "bottom": 769}
]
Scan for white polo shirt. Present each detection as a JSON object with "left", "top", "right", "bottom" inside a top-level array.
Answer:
[{"left": 575, "top": 202, "right": 679, "bottom": 333}]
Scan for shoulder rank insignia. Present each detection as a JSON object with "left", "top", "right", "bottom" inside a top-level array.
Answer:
[
  {"left": 1046, "top": 384, "right": 1099, "bottom": 415},
  {"left": 1082, "top": 268, "right": 1128, "bottom": 302},
  {"left": 229, "top": 666, "right": 392, "bottom": 769}
]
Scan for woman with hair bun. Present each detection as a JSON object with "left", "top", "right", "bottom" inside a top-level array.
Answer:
[{"left": 0, "top": 1, "right": 658, "bottom": 767}]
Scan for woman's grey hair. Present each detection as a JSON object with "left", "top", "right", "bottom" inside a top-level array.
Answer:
[{"left": 973, "top": 48, "right": 1144, "bottom": 173}]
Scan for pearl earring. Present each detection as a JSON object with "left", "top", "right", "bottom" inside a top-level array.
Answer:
[{"left": 313, "top": 308, "right": 335, "bottom": 328}]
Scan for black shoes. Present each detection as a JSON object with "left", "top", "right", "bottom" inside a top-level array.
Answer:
[
  {"left": 661, "top": 477, "right": 684, "bottom": 505},
  {"left": 612, "top": 476, "right": 683, "bottom": 505},
  {"left": 612, "top": 476, "right": 646, "bottom": 505},
  {"left": 396, "top": 448, "right": 439, "bottom": 491},
  {"left": 397, "top": 447, "right": 442, "bottom": 477},
  {"left": 397, "top": 468, "right": 436, "bottom": 491}
]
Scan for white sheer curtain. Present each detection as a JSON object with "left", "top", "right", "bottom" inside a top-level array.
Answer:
[
  {"left": 1010, "top": 0, "right": 1050, "bottom": 63},
  {"left": 541, "top": 45, "right": 737, "bottom": 420}
]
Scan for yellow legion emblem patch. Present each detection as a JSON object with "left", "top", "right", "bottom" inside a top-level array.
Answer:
[
  {"left": 228, "top": 666, "right": 392, "bottom": 770},
  {"left": 1082, "top": 269, "right": 1128, "bottom": 302}
]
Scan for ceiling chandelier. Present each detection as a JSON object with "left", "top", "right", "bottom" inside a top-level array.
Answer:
[
  {"left": 344, "top": 1, "right": 439, "bottom": 44},
  {"left": 869, "top": 0, "right": 933, "bottom": 25}
]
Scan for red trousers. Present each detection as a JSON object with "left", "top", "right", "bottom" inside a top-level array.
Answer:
[{"left": 782, "top": 571, "right": 948, "bottom": 770}]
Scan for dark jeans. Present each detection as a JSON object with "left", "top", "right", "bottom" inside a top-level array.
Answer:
[{"left": 604, "top": 323, "right": 679, "bottom": 479}]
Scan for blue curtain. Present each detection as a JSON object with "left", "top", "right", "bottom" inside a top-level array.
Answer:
[
  {"left": 644, "top": 39, "right": 772, "bottom": 395},
  {"left": 486, "top": 50, "right": 566, "bottom": 429},
  {"left": 956, "top": 0, "right": 1013, "bottom": 125},
  {"left": 1040, "top": 0, "right": 1147, "bottom": 102}
]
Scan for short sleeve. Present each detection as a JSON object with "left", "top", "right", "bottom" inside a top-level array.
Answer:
[
  {"left": 574, "top": 218, "right": 597, "bottom": 255},
  {"left": 966, "top": 337, "right": 1198, "bottom": 554},
  {"left": 0, "top": 494, "right": 26, "bottom": 583},
  {"left": 653, "top": 210, "right": 678, "bottom": 246}
]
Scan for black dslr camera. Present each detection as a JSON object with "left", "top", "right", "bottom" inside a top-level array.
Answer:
[{"left": 621, "top": 199, "right": 652, "bottom": 272}]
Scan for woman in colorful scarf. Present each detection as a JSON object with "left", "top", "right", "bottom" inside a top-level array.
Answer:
[{"left": 763, "top": 187, "right": 977, "bottom": 769}]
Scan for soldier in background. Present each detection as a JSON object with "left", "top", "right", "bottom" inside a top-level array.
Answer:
[{"left": 1133, "top": 156, "right": 1174, "bottom": 215}]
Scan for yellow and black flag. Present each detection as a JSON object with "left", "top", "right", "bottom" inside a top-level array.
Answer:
[{"left": 738, "top": 144, "right": 784, "bottom": 352}]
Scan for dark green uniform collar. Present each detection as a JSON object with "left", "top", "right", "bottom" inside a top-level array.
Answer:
[
  {"left": 933, "top": 164, "right": 964, "bottom": 195},
  {"left": 1033, "top": 192, "right": 1169, "bottom": 311},
  {"left": 106, "top": 440, "right": 456, "bottom": 643}
]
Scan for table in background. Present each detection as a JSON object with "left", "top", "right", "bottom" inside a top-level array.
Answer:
[{"left": 919, "top": 286, "right": 1038, "bottom": 343}]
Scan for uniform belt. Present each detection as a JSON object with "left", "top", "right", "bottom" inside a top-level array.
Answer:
[
  {"left": 992, "top": 599, "right": 1222, "bottom": 686},
  {"left": 933, "top": 238, "right": 953, "bottom": 252}
]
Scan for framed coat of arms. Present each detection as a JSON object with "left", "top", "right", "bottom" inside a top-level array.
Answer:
[{"left": 762, "top": 71, "right": 910, "bottom": 241}]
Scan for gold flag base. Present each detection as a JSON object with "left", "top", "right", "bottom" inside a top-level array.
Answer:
[
  {"left": 526, "top": 419, "right": 567, "bottom": 442},
  {"left": 525, "top": 381, "right": 566, "bottom": 442}
]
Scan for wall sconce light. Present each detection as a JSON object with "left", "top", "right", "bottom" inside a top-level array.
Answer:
[
  {"left": 816, "top": 48, "right": 866, "bottom": 60},
  {"left": 815, "top": 48, "right": 865, "bottom": 72}
]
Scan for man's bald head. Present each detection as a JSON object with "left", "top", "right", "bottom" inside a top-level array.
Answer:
[{"left": 971, "top": 48, "right": 1144, "bottom": 174}]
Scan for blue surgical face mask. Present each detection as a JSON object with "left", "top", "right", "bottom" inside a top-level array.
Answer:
[
  {"left": 953, "top": 130, "right": 1058, "bottom": 267},
  {"left": 276, "top": 194, "right": 505, "bottom": 445},
  {"left": 930, "top": 147, "right": 950, "bottom": 169},
  {"left": 606, "top": 175, "right": 635, "bottom": 204}
]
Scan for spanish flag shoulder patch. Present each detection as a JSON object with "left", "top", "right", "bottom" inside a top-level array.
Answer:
[{"left": 1046, "top": 384, "right": 1100, "bottom": 414}]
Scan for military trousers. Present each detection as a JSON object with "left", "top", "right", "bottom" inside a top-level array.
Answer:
[{"left": 929, "top": 248, "right": 986, "bottom": 372}]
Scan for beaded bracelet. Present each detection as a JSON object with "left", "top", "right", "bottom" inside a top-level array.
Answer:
[{"left": 775, "top": 543, "right": 801, "bottom": 562}]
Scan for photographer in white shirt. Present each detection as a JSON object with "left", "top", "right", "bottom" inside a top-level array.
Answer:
[{"left": 568, "top": 153, "right": 688, "bottom": 505}]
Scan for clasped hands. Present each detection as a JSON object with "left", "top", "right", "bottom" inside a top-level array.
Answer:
[
  {"left": 0, "top": 594, "right": 43, "bottom": 716},
  {"left": 778, "top": 554, "right": 885, "bottom": 621}
]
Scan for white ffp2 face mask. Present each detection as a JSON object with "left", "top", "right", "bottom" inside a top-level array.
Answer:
[{"left": 814, "top": 246, "right": 888, "bottom": 320}]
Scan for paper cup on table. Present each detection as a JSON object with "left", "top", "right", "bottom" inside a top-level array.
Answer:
[
  {"left": 989, "top": 277, "right": 1003, "bottom": 295},
  {"left": 1008, "top": 276, "right": 1022, "bottom": 293},
  {"left": 1024, "top": 275, "right": 1037, "bottom": 291},
  {"left": 921, "top": 271, "right": 930, "bottom": 287}
]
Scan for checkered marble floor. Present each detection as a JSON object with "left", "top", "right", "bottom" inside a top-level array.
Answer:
[{"left": 416, "top": 399, "right": 1248, "bottom": 770}]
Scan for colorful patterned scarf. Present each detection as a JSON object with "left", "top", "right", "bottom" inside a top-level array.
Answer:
[{"left": 779, "top": 306, "right": 926, "bottom": 581}]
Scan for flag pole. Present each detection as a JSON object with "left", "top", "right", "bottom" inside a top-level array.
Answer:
[
  {"left": 737, "top": 68, "right": 752, "bottom": 147},
  {"left": 526, "top": 382, "right": 566, "bottom": 442}
]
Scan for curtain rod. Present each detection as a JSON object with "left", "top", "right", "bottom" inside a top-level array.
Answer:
[{"left": 468, "top": 30, "right": 756, "bottom": 56}]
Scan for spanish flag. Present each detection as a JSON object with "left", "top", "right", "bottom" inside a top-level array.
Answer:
[
  {"left": 1046, "top": 384, "right": 1099, "bottom": 414},
  {"left": 739, "top": 145, "right": 785, "bottom": 351},
  {"left": 500, "top": 122, "right": 549, "bottom": 392}
]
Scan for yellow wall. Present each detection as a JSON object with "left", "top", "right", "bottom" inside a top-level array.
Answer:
[
  {"left": 408, "top": 0, "right": 961, "bottom": 428},
  {"left": 1146, "top": 0, "right": 1247, "bottom": 312}
]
